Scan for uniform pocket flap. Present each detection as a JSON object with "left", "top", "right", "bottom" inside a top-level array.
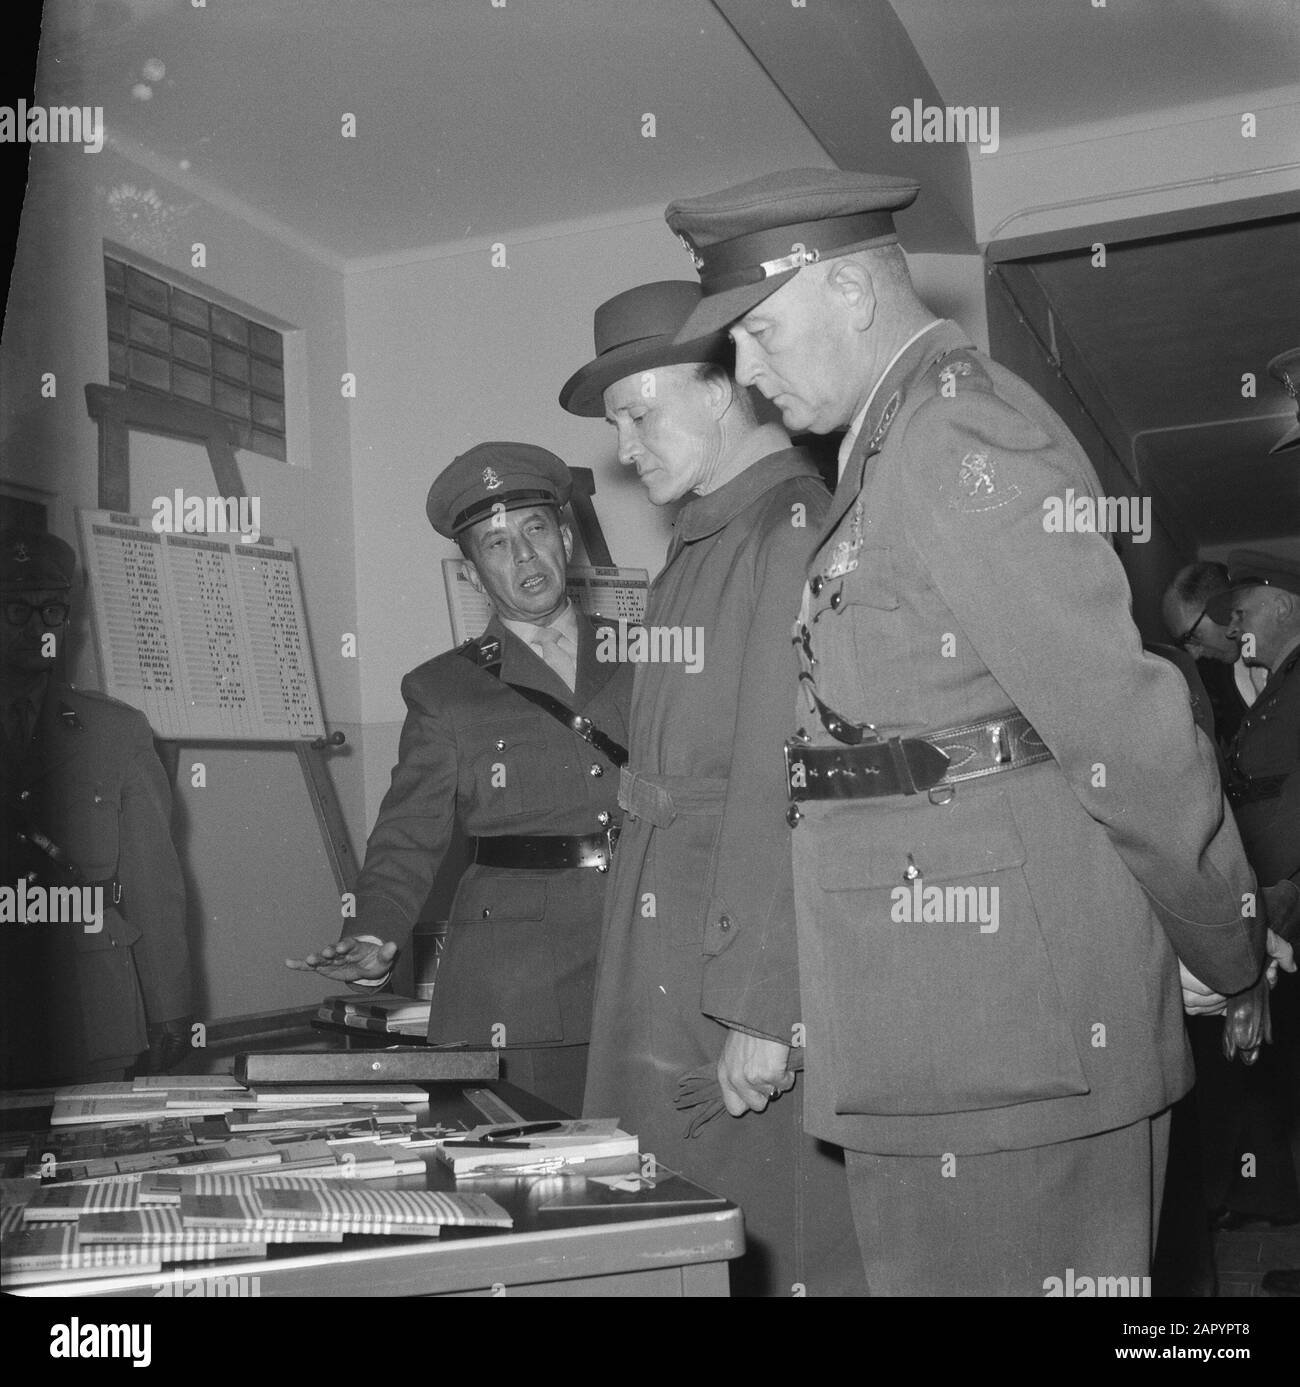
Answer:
[
  {"left": 818, "top": 791, "right": 1027, "bottom": 890},
  {"left": 837, "top": 545, "right": 900, "bottom": 610},
  {"left": 451, "top": 871, "right": 547, "bottom": 924}
]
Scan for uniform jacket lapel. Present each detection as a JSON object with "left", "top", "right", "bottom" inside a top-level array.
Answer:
[
  {"left": 813, "top": 320, "right": 973, "bottom": 565},
  {"left": 572, "top": 613, "right": 618, "bottom": 710}
]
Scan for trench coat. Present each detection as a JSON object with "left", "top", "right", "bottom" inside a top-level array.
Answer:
[
  {"left": 583, "top": 449, "right": 864, "bottom": 1296},
  {"left": 789, "top": 320, "right": 1266, "bottom": 1161},
  {"left": 0, "top": 682, "right": 191, "bottom": 1085},
  {"left": 352, "top": 613, "right": 630, "bottom": 1109}
]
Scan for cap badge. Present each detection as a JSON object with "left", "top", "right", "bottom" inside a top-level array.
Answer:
[
  {"left": 481, "top": 467, "right": 502, "bottom": 491},
  {"left": 13, "top": 542, "right": 30, "bottom": 563}
]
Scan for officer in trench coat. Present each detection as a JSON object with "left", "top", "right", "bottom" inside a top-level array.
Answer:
[{"left": 560, "top": 281, "right": 864, "bottom": 1296}]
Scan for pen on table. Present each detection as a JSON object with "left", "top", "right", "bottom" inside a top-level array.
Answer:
[
  {"left": 440, "top": 1139, "right": 534, "bottom": 1149},
  {"left": 482, "top": 1122, "right": 564, "bottom": 1141}
]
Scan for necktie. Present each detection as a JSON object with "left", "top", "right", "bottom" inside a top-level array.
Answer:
[{"left": 530, "top": 624, "right": 576, "bottom": 693}]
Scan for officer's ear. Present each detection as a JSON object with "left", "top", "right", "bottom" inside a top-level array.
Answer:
[
  {"left": 462, "top": 558, "right": 485, "bottom": 595},
  {"left": 560, "top": 522, "right": 574, "bottom": 562},
  {"left": 825, "top": 256, "right": 878, "bottom": 334}
]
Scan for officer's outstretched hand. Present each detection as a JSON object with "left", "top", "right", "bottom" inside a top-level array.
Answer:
[
  {"left": 717, "top": 1030, "right": 794, "bottom": 1116},
  {"left": 285, "top": 936, "right": 397, "bottom": 983}
]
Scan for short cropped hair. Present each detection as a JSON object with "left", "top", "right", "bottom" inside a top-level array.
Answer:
[{"left": 1170, "top": 561, "right": 1230, "bottom": 608}]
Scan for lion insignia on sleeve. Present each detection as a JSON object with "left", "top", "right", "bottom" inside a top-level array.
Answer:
[{"left": 946, "top": 450, "right": 1022, "bottom": 513}]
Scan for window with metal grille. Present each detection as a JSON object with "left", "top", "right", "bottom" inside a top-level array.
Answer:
[{"left": 104, "top": 254, "right": 287, "bottom": 462}]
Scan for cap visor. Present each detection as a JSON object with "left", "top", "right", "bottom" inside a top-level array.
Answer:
[
  {"left": 559, "top": 337, "right": 732, "bottom": 417},
  {"left": 669, "top": 270, "right": 799, "bottom": 344},
  {"left": 1203, "top": 590, "right": 1245, "bottom": 626}
]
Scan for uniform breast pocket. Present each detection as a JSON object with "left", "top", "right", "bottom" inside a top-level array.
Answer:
[
  {"left": 807, "top": 791, "right": 1090, "bottom": 1117},
  {"left": 46, "top": 776, "right": 120, "bottom": 882},
  {"left": 468, "top": 725, "right": 548, "bottom": 821},
  {"left": 837, "top": 546, "right": 900, "bottom": 611}
]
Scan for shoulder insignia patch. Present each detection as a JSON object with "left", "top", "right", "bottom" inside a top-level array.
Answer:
[
  {"left": 944, "top": 450, "right": 1023, "bottom": 514},
  {"left": 456, "top": 635, "right": 503, "bottom": 669},
  {"left": 933, "top": 351, "right": 990, "bottom": 398}
]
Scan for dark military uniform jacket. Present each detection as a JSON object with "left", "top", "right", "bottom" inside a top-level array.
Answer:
[
  {"left": 1225, "top": 642, "right": 1300, "bottom": 888},
  {"left": 1, "top": 682, "right": 191, "bottom": 1085},
  {"left": 789, "top": 320, "right": 1265, "bottom": 1158},
  {"left": 353, "top": 612, "right": 631, "bottom": 1047}
]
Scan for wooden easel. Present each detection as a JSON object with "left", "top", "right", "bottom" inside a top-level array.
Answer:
[{"left": 85, "top": 384, "right": 357, "bottom": 893}]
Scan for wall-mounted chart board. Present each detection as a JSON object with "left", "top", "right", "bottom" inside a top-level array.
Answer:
[{"left": 76, "top": 508, "right": 325, "bottom": 742}]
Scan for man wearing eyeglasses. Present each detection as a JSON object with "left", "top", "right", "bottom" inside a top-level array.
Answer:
[
  {"left": 1208, "top": 552, "right": 1300, "bottom": 1294},
  {"left": 0, "top": 528, "right": 193, "bottom": 1086},
  {"left": 1162, "top": 561, "right": 1267, "bottom": 746}
]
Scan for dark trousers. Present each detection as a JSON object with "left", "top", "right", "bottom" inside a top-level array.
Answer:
[{"left": 844, "top": 1112, "right": 1171, "bottom": 1297}]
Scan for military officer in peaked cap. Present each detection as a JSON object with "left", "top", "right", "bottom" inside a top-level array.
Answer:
[
  {"left": 665, "top": 168, "right": 1293, "bottom": 1295},
  {"left": 288, "top": 444, "right": 631, "bottom": 1114},
  {"left": 0, "top": 529, "right": 193, "bottom": 1085}
]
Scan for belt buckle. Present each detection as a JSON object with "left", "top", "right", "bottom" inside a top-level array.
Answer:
[
  {"left": 570, "top": 714, "right": 594, "bottom": 740},
  {"left": 580, "top": 834, "right": 612, "bottom": 873}
]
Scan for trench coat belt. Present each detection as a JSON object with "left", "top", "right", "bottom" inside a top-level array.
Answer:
[{"left": 618, "top": 767, "right": 729, "bottom": 830}]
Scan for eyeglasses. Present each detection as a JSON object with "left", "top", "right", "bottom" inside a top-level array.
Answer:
[
  {"left": 2, "top": 599, "right": 70, "bottom": 628},
  {"left": 1174, "top": 605, "right": 1210, "bottom": 650}
]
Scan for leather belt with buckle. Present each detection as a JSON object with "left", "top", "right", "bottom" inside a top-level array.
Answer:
[
  {"left": 473, "top": 829, "right": 619, "bottom": 872},
  {"left": 785, "top": 712, "right": 1051, "bottom": 802}
]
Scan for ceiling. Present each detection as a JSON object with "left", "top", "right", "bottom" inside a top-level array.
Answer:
[
  {"left": 1028, "top": 215, "right": 1300, "bottom": 546},
  {"left": 24, "top": 0, "right": 1300, "bottom": 552},
  {"left": 891, "top": 0, "right": 1300, "bottom": 139},
  {"left": 36, "top": 0, "right": 832, "bottom": 263}
]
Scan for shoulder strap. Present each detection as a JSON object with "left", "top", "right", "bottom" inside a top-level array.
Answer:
[{"left": 456, "top": 635, "right": 628, "bottom": 767}]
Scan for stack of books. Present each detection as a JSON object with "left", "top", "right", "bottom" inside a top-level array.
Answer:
[
  {"left": 315, "top": 994, "right": 432, "bottom": 1036},
  {"left": 1, "top": 1177, "right": 510, "bottom": 1286},
  {"left": 433, "top": 1119, "right": 639, "bottom": 1175}
]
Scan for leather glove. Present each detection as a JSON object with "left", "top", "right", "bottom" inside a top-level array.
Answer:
[
  {"left": 674, "top": 1050, "right": 804, "bottom": 1139},
  {"left": 1222, "top": 975, "right": 1271, "bottom": 1065},
  {"left": 1222, "top": 882, "right": 1299, "bottom": 1065}
]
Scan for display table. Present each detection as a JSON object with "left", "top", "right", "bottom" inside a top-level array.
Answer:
[{"left": 5, "top": 1078, "right": 743, "bottom": 1298}]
